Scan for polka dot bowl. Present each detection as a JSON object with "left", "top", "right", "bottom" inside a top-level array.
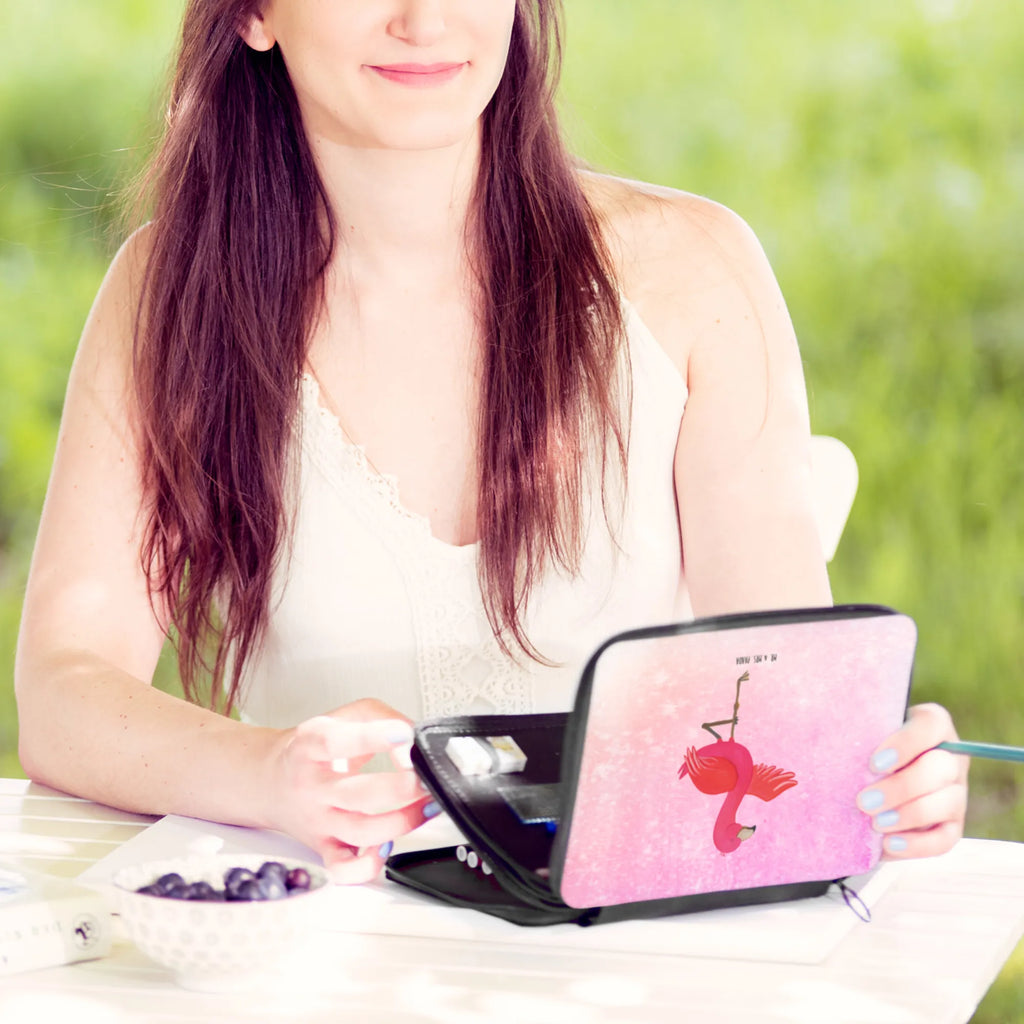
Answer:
[{"left": 112, "top": 853, "right": 329, "bottom": 991}]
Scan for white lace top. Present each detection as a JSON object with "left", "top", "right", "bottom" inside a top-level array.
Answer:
[{"left": 237, "top": 301, "right": 690, "bottom": 727}]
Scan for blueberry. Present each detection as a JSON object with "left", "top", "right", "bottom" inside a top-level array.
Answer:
[
  {"left": 224, "top": 867, "right": 256, "bottom": 890},
  {"left": 231, "top": 878, "right": 266, "bottom": 901},
  {"left": 163, "top": 882, "right": 190, "bottom": 899},
  {"left": 135, "top": 883, "right": 163, "bottom": 896},
  {"left": 257, "top": 874, "right": 288, "bottom": 900},
  {"left": 185, "top": 881, "right": 219, "bottom": 901},
  {"left": 285, "top": 867, "right": 311, "bottom": 892},
  {"left": 223, "top": 867, "right": 259, "bottom": 900},
  {"left": 154, "top": 872, "right": 185, "bottom": 895},
  {"left": 258, "top": 861, "right": 288, "bottom": 884}
]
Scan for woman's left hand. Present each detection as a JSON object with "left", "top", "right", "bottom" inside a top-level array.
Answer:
[{"left": 857, "top": 703, "right": 969, "bottom": 859}]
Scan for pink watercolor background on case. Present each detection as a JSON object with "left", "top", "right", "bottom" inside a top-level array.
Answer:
[{"left": 559, "top": 615, "right": 916, "bottom": 908}]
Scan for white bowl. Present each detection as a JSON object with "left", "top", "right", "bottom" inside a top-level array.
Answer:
[{"left": 112, "top": 853, "right": 329, "bottom": 991}]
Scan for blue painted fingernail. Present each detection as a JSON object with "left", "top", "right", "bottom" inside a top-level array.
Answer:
[
  {"left": 886, "top": 835, "right": 908, "bottom": 853},
  {"left": 378, "top": 841, "right": 394, "bottom": 859},
  {"left": 871, "top": 748, "right": 899, "bottom": 773},
  {"left": 859, "top": 789, "right": 885, "bottom": 811},
  {"left": 875, "top": 809, "right": 900, "bottom": 829},
  {"left": 423, "top": 801, "right": 442, "bottom": 819}
]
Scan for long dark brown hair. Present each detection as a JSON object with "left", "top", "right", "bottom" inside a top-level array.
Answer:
[{"left": 134, "top": 0, "right": 628, "bottom": 712}]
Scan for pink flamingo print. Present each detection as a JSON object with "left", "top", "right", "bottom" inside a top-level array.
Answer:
[{"left": 677, "top": 671, "right": 797, "bottom": 854}]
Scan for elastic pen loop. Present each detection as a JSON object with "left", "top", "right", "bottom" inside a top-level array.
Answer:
[{"left": 834, "top": 878, "right": 871, "bottom": 923}]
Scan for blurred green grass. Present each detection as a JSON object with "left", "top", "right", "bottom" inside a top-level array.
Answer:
[
  {"left": 559, "top": 0, "right": 1024, "bottom": 847},
  {"left": 1, "top": 2, "right": 1021, "bottom": 1018}
]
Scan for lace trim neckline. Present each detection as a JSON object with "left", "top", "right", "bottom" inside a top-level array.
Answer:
[
  {"left": 300, "top": 373, "right": 480, "bottom": 557},
  {"left": 297, "top": 296, "right": 678, "bottom": 559}
]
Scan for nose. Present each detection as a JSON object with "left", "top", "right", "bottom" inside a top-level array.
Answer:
[{"left": 388, "top": 0, "right": 447, "bottom": 47}]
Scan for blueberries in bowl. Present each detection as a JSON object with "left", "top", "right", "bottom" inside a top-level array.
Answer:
[
  {"left": 135, "top": 860, "right": 319, "bottom": 902},
  {"left": 114, "top": 853, "right": 330, "bottom": 989}
]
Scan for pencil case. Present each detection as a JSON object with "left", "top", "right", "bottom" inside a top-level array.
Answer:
[{"left": 386, "top": 604, "right": 917, "bottom": 926}]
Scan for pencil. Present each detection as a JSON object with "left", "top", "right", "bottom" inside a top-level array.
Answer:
[{"left": 937, "top": 740, "right": 1024, "bottom": 764}]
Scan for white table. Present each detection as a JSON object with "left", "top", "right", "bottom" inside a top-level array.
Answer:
[{"left": 1, "top": 778, "right": 1022, "bottom": 1023}]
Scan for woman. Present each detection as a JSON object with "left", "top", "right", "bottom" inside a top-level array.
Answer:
[{"left": 14, "top": 0, "right": 967, "bottom": 883}]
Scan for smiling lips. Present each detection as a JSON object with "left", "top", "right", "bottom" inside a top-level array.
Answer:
[{"left": 369, "top": 62, "right": 467, "bottom": 88}]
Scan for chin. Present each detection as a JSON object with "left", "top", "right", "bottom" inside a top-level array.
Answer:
[{"left": 370, "top": 115, "right": 483, "bottom": 154}]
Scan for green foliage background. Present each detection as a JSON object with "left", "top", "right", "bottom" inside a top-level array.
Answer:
[{"left": 1, "top": 1, "right": 1021, "bottom": 1017}]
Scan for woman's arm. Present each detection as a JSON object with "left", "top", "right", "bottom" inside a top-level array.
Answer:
[
  {"left": 14, "top": 234, "right": 431, "bottom": 881},
  {"left": 662, "top": 198, "right": 832, "bottom": 614},
  {"left": 16, "top": 232, "right": 195, "bottom": 805},
  {"left": 609, "top": 183, "right": 965, "bottom": 856},
  {"left": 607, "top": 186, "right": 831, "bottom": 614}
]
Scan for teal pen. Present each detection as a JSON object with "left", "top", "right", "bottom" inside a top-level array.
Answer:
[{"left": 937, "top": 740, "right": 1024, "bottom": 764}]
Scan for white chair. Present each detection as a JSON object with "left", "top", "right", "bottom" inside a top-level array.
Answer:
[{"left": 809, "top": 435, "right": 858, "bottom": 562}]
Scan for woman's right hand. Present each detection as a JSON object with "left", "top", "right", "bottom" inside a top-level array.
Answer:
[{"left": 266, "top": 699, "right": 437, "bottom": 884}]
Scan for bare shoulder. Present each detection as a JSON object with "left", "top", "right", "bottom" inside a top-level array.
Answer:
[
  {"left": 581, "top": 171, "right": 789, "bottom": 380},
  {"left": 581, "top": 175, "right": 828, "bottom": 614},
  {"left": 73, "top": 224, "right": 154, "bottom": 403},
  {"left": 84, "top": 225, "right": 153, "bottom": 351}
]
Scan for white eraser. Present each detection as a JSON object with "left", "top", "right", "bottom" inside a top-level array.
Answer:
[
  {"left": 445, "top": 735, "right": 528, "bottom": 776},
  {"left": 486, "top": 735, "right": 527, "bottom": 774},
  {"left": 446, "top": 736, "right": 493, "bottom": 776}
]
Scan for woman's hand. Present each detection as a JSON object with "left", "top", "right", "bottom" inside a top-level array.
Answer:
[
  {"left": 857, "top": 703, "right": 969, "bottom": 859},
  {"left": 266, "top": 699, "right": 437, "bottom": 884}
]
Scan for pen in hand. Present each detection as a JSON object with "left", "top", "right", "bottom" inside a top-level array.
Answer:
[{"left": 936, "top": 740, "right": 1024, "bottom": 764}]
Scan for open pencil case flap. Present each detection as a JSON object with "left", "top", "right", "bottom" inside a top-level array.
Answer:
[{"left": 392, "top": 713, "right": 579, "bottom": 923}]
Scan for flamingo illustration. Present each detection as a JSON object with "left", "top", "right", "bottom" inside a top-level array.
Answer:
[{"left": 677, "top": 671, "right": 797, "bottom": 854}]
